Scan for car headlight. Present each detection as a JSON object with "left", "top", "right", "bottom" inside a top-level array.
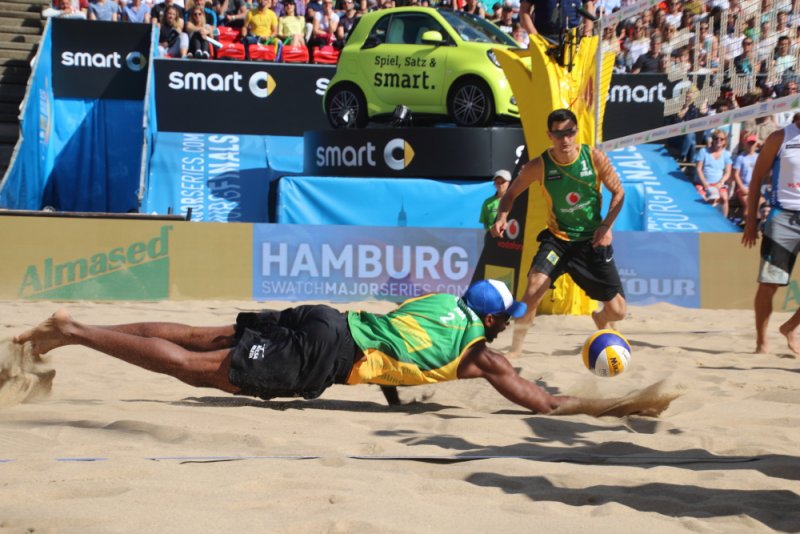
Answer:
[{"left": 486, "top": 50, "right": 502, "bottom": 68}]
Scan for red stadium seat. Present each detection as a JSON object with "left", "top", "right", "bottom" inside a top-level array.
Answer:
[
  {"left": 217, "top": 26, "right": 241, "bottom": 44},
  {"left": 281, "top": 44, "right": 309, "bottom": 63},
  {"left": 217, "top": 42, "right": 245, "bottom": 60},
  {"left": 312, "top": 44, "right": 340, "bottom": 64},
  {"left": 249, "top": 42, "right": 280, "bottom": 62}
]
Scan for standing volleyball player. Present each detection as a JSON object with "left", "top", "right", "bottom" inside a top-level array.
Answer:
[
  {"left": 742, "top": 112, "right": 800, "bottom": 356},
  {"left": 491, "top": 108, "right": 627, "bottom": 357}
]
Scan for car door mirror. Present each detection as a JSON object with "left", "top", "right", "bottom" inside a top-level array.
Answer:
[
  {"left": 362, "top": 36, "right": 381, "bottom": 49},
  {"left": 420, "top": 30, "right": 444, "bottom": 45}
]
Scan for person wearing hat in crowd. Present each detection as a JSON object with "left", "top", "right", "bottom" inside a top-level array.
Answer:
[
  {"left": 13, "top": 280, "right": 669, "bottom": 416},
  {"left": 488, "top": 1, "right": 503, "bottom": 23},
  {"left": 479, "top": 169, "right": 512, "bottom": 231},
  {"left": 496, "top": 4, "right": 516, "bottom": 36}
]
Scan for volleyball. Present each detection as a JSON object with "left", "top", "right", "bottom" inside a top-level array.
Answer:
[{"left": 581, "top": 329, "right": 632, "bottom": 377}]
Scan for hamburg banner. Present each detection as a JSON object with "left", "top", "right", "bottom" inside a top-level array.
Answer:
[
  {"left": 252, "top": 224, "right": 485, "bottom": 302},
  {"left": 51, "top": 19, "right": 151, "bottom": 99}
]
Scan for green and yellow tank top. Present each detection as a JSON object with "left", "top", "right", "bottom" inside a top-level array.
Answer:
[
  {"left": 540, "top": 144, "right": 603, "bottom": 241},
  {"left": 346, "top": 293, "right": 486, "bottom": 386}
]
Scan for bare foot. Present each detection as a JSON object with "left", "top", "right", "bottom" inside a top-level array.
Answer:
[
  {"left": 592, "top": 310, "right": 618, "bottom": 331},
  {"left": 779, "top": 323, "right": 800, "bottom": 357},
  {"left": 755, "top": 343, "right": 769, "bottom": 355},
  {"left": 592, "top": 310, "right": 605, "bottom": 330},
  {"left": 13, "top": 309, "right": 75, "bottom": 355}
]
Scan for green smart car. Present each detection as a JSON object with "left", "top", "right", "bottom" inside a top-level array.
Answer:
[{"left": 323, "top": 7, "right": 523, "bottom": 128}]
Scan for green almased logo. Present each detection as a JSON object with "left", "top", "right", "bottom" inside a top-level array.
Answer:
[{"left": 19, "top": 226, "right": 172, "bottom": 300}]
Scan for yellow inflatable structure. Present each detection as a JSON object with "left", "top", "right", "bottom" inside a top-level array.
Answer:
[{"left": 495, "top": 33, "right": 615, "bottom": 315}]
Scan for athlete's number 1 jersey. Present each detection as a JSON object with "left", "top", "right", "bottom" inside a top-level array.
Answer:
[
  {"left": 346, "top": 293, "right": 486, "bottom": 386},
  {"left": 541, "top": 144, "right": 604, "bottom": 241}
]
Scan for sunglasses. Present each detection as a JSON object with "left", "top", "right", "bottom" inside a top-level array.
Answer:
[
  {"left": 549, "top": 128, "right": 578, "bottom": 139},
  {"left": 713, "top": 136, "right": 726, "bottom": 141}
]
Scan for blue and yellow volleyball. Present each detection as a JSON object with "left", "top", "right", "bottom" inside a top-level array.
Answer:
[{"left": 581, "top": 329, "right": 632, "bottom": 377}]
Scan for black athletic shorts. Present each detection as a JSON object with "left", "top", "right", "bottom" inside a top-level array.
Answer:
[
  {"left": 228, "top": 305, "right": 357, "bottom": 400},
  {"left": 531, "top": 229, "right": 625, "bottom": 302}
]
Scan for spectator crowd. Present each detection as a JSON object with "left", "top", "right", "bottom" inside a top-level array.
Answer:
[{"left": 38, "top": 0, "right": 800, "bottom": 83}]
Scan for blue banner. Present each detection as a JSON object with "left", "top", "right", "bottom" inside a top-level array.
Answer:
[
  {"left": 277, "top": 176, "right": 494, "bottom": 228},
  {"left": 0, "top": 23, "right": 54, "bottom": 210},
  {"left": 143, "top": 132, "right": 303, "bottom": 222},
  {"left": 252, "top": 224, "right": 485, "bottom": 302},
  {"left": 607, "top": 143, "right": 740, "bottom": 232},
  {"left": 0, "top": 19, "right": 147, "bottom": 213},
  {"left": 615, "top": 231, "right": 700, "bottom": 307}
]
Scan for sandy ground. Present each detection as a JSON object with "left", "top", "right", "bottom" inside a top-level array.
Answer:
[{"left": 1, "top": 299, "right": 800, "bottom": 533}]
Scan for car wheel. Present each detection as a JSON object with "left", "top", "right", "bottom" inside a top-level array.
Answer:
[
  {"left": 325, "top": 83, "right": 369, "bottom": 128},
  {"left": 447, "top": 78, "right": 495, "bottom": 127}
]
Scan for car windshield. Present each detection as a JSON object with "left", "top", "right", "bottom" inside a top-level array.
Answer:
[{"left": 438, "top": 9, "right": 519, "bottom": 46}]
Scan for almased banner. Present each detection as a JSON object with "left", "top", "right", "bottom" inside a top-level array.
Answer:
[
  {"left": 252, "top": 224, "right": 485, "bottom": 302},
  {"left": 15, "top": 222, "right": 173, "bottom": 300},
  {"left": 52, "top": 19, "right": 151, "bottom": 99},
  {"left": 0, "top": 216, "right": 252, "bottom": 301},
  {"left": 154, "top": 60, "right": 333, "bottom": 136}
]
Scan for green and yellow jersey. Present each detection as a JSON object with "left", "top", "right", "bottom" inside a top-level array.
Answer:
[
  {"left": 346, "top": 293, "right": 486, "bottom": 386},
  {"left": 540, "top": 144, "right": 604, "bottom": 241}
]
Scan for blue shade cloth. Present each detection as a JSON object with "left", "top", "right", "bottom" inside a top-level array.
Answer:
[
  {"left": 41, "top": 98, "right": 143, "bottom": 213},
  {"left": 277, "top": 176, "right": 494, "bottom": 228}
]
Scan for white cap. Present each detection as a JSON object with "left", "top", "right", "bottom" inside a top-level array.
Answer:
[{"left": 494, "top": 169, "right": 512, "bottom": 182}]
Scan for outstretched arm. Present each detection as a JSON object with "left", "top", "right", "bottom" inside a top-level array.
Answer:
[
  {"left": 456, "top": 342, "right": 678, "bottom": 417},
  {"left": 457, "top": 342, "right": 569, "bottom": 413}
]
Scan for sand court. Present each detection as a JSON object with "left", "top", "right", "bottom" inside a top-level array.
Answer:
[{"left": 1, "top": 299, "right": 799, "bottom": 532}]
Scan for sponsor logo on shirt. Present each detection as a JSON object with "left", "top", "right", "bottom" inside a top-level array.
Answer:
[
  {"left": 248, "top": 344, "right": 266, "bottom": 359},
  {"left": 566, "top": 192, "right": 580, "bottom": 206},
  {"left": 546, "top": 168, "right": 561, "bottom": 179}
]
